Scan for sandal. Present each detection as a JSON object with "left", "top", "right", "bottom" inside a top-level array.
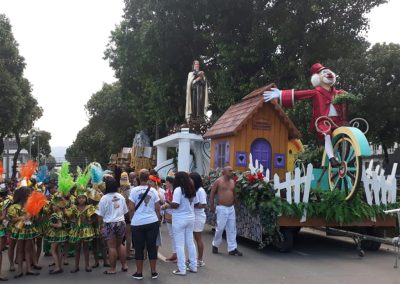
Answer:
[
  {"left": 121, "top": 267, "right": 128, "bottom": 272},
  {"left": 32, "top": 265, "right": 42, "bottom": 270},
  {"left": 92, "top": 263, "right": 99, "bottom": 269},
  {"left": 26, "top": 271, "right": 40, "bottom": 276},
  {"left": 48, "top": 263, "right": 55, "bottom": 267},
  {"left": 13, "top": 273, "right": 23, "bottom": 279},
  {"left": 103, "top": 270, "right": 116, "bottom": 275},
  {"left": 49, "top": 269, "right": 63, "bottom": 275},
  {"left": 70, "top": 268, "right": 79, "bottom": 273}
]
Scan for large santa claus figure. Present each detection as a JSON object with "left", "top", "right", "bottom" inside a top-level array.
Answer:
[{"left": 263, "top": 63, "right": 347, "bottom": 167}]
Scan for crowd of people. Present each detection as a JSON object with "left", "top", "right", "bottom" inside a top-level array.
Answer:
[{"left": 0, "top": 161, "right": 242, "bottom": 281}]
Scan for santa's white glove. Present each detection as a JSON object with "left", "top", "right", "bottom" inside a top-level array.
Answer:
[{"left": 263, "top": 88, "right": 281, "bottom": 102}]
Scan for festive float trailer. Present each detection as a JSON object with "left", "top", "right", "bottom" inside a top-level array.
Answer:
[
  {"left": 204, "top": 83, "right": 398, "bottom": 254},
  {"left": 203, "top": 83, "right": 303, "bottom": 179}
]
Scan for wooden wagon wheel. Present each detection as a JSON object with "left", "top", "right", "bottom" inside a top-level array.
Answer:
[{"left": 328, "top": 135, "right": 362, "bottom": 200}]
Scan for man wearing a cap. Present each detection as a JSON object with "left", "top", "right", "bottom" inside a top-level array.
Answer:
[{"left": 263, "top": 63, "right": 346, "bottom": 166}]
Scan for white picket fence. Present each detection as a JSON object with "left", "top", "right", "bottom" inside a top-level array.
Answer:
[
  {"left": 248, "top": 153, "right": 314, "bottom": 222},
  {"left": 273, "top": 164, "right": 314, "bottom": 222},
  {"left": 362, "top": 160, "right": 398, "bottom": 206},
  {"left": 248, "top": 153, "right": 270, "bottom": 182},
  {"left": 248, "top": 155, "right": 399, "bottom": 224}
]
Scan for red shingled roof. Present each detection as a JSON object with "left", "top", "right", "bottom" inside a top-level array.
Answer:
[{"left": 203, "top": 84, "right": 301, "bottom": 139}]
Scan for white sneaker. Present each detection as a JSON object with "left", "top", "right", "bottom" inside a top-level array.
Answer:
[
  {"left": 197, "top": 260, "right": 205, "bottom": 267},
  {"left": 172, "top": 270, "right": 186, "bottom": 276}
]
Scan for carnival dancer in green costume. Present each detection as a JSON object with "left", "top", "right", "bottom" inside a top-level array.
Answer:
[
  {"left": 0, "top": 182, "right": 12, "bottom": 281},
  {"left": 69, "top": 188, "right": 96, "bottom": 273},
  {"left": 7, "top": 187, "right": 40, "bottom": 278},
  {"left": 56, "top": 162, "right": 76, "bottom": 265},
  {"left": 46, "top": 195, "right": 67, "bottom": 274}
]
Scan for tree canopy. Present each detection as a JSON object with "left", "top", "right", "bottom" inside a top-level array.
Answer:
[
  {"left": 0, "top": 14, "right": 44, "bottom": 176},
  {"left": 69, "top": 0, "right": 394, "bottom": 163}
]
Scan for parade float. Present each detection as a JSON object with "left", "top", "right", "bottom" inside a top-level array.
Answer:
[
  {"left": 201, "top": 64, "right": 399, "bottom": 255},
  {"left": 153, "top": 61, "right": 399, "bottom": 255}
]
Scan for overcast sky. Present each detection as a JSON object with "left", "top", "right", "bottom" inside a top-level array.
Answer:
[{"left": 1, "top": 0, "right": 400, "bottom": 150}]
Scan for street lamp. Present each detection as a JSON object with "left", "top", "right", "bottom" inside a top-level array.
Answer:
[
  {"left": 36, "top": 132, "right": 41, "bottom": 163},
  {"left": 28, "top": 130, "right": 33, "bottom": 159}
]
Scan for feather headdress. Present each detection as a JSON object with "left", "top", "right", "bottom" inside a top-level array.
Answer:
[
  {"left": 36, "top": 165, "right": 49, "bottom": 183},
  {"left": 76, "top": 166, "right": 91, "bottom": 190},
  {"left": 20, "top": 160, "right": 38, "bottom": 181},
  {"left": 90, "top": 163, "right": 104, "bottom": 185},
  {"left": 57, "top": 162, "right": 75, "bottom": 195},
  {"left": 26, "top": 191, "right": 48, "bottom": 216}
]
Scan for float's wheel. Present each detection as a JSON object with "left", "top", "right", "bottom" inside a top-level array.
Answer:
[
  {"left": 328, "top": 135, "right": 362, "bottom": 200},
  {"left": 276, "top": 228, "right": 294, "bottom": 253}
]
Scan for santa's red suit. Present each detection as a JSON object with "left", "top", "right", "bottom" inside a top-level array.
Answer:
[{"left": 280, "top": 86, "right": 346, "bottom": 139}]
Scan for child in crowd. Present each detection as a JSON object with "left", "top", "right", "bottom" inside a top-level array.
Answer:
[
  {"left": 7, "top": 187, "right": 40, "bottom": 278},
  {"left": 70, "top": 190, "right": 95, "bottom": 273},
  {"left": 46, "top": 195, "right": 67, "bottom": 274}
]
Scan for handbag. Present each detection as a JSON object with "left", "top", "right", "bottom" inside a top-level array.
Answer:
[{"left": 135, "top": 186, "right": 151, "bottom": 211}]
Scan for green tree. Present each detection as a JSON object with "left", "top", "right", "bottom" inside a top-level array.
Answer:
[
  {"left": 66, "top": 124, "right": 110, "bottom": 166},
  {"left": 354, "top": 43, "right": 400, "bottom": 163},
  {"left": 71, "top": 0, "right": 388, "bottom": 162},
  {"left": 11, "top": 79, "right": 43, "bottom": 178},
  {"left": 85, "top": 83, "right": 135, "bottom": 152},
  {"left": 66, "top": 83, "right": 136, "bottom": 165},
  {"left": 104, "top": 0, "right": 386, "bottom": 138},
  {"left": 0, "top": 14, "right": 26, "bottom": 154},
  {"left": 21, "top": 129, "right": 51, "bottom": 164}
]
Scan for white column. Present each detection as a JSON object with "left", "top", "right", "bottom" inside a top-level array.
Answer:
[
  {"left": 178, "top": 138, "right": 191, "bottom": 172},
  {"left": 156, "top": 146, "right": 168, "bottom": 166}
]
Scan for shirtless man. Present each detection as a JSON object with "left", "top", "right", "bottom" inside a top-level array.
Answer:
[{"left": 210, "top": 165, "right": 243, "bottom": 256}]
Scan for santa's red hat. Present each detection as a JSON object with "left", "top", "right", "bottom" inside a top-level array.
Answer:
[{"left": 310, "top": 63, "right": 327, "bottom": 75}]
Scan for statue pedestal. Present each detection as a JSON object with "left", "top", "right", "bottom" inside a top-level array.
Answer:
[{"left": 153, "top": 128, "right": 210, "bottom": 179}]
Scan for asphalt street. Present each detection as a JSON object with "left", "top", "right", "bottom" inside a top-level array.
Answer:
[{"left": 2, "top": 225, "right": 400, "bottom": 284}]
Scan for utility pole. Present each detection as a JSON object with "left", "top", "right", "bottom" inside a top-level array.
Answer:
[
  {"left": 28, "top": 131, "right": 32, "bottom": 159},
  {"left": 37, "top": 133, "right": 40, "bottom": 163},
  {"left": 5, "top": 137, "right": 9, "bottom": 179}
]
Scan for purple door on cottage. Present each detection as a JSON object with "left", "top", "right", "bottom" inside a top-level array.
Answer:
[{"left": 250, "top": 138, "right": 272, "bottom": 171}]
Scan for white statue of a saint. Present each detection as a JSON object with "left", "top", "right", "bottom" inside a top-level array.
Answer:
[{"left": 185, "top": 60, "right": 209, "bottom": 122}]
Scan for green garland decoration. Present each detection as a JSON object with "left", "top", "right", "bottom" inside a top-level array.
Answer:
[
  {"left": 332, "top": 92, "right": 361, "bottom": 105},
  {"left": 204, "top": 170, "right": 400, "bottom": 249}
]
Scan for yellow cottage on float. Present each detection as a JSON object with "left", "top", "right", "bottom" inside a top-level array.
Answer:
[{"left": 204, "top": 84, "right": 304, "bottom": 179}]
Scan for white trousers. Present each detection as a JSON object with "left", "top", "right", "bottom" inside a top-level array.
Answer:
[
  {"left": 212, "top": 205, "right": 237, "bottom": 252},
  {"left": 166, "top": 222, "right": 176, "bottom": 254},
  {"left": 172, "top": 217, "right": 197, "bottom": 272}
]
